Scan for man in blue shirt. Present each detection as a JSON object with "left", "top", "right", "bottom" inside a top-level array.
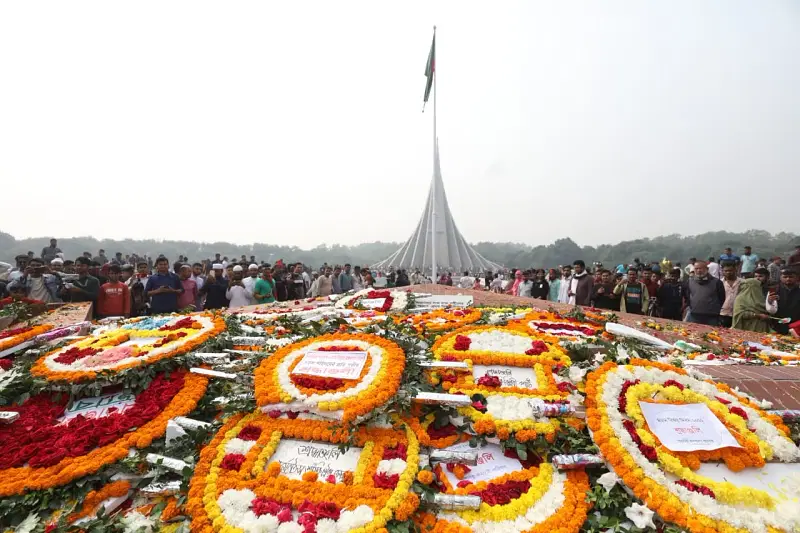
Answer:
[
  {"left": 739, "top": 246, "right": 759, "bottom": 279},
  {"left": 719, "top": 247, "right": 740, "bottom": 267},
  {"left": 144, "top": 256, "right": 183, "bottom": 314}
]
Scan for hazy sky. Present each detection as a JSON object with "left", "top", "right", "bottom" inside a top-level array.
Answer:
[{"left": 2, "top": 1, "right": 798, "bottom": 250}]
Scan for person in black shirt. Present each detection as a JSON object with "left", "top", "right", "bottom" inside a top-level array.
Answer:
[
  {"left": 592, "top": 269, "right": 618, "bottom": 311},
  {"left": 767, "top": 268, "right": 800, "bottom": 335},
  {"left": 200, "top": 264, "right": 230, "bottom": 310},
  {"left": 657, "top": 269, "right": 684, "bottom": 320},
  {"left": 530, "top": 269, "right": 550, "bottom": 300}
]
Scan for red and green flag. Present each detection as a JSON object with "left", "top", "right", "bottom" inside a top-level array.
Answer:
[{"left": 423, "top": 35, "right": 435, "bottom": 111}]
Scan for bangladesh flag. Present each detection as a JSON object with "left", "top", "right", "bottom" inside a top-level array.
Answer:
[{"left": 423, "top": 35, "right": 435, "bottom": 111}]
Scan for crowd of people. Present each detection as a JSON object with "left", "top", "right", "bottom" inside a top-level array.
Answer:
[
  {"left": 1, "top": 239, "right": 798, "bottom": 336},
  {"left": 487, "top": 244, "right": 800, "bottom": 335}
]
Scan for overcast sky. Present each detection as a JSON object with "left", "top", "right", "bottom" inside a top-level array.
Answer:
[{"left": 1, "top": 1, "right": 798, "bottom": 249}]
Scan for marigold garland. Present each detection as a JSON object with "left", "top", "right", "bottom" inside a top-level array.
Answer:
[
  {"left": 254, "top": 333, "right": 406, "bottom": 423},
  {"left": 67, "top": 480, "right": 131, "bottom": 522},
  {"left": 0, "top": 324, "right": 53, "bottom": 352},
  {"left": 511, "top": 311, "right": 602, "bottom": 338},
  {"left": 432, "top": 325, "right": 571, "bottom": 367},
  {"left": 395, "top": 308, "right": 481, "bottom": 334},
  {"left": 585, "top": 359, "right": 800, "bottom": 533},
  {"left": 417, "top": 462, "right": 590, "bottom": 533},
  {"left": 31, "top": 313, "right": 226, "bottom": 383},
  {"left": 404, "top": 412, "right": 466, "bottom": 449},
  {"left": 186, "top": 415, "right": 421, "bottom": 533},
  {"left": 0, "top": 370, "right": 208, "bottom": 497}
]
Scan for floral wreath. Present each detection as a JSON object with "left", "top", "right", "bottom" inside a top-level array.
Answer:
[
  {"left": 0, "top": 369, "right": 208, "bottom": 497},
  {"left": 187, "top": 414, "right": 420, "bottom": 533},
  {"left": 339, "top": 309, "right": 390, "bottom": 329},
  {"left": 334, "top": 289, "right": 409, "bottom": 313},
  {"left": 254, "top": 333, "right": 406, "bottom": 424},
  {"left": 432, "top": 325, "right": 571, "bottom": 368},
  {"left": 430, "top": 354, "right": 567, "bottom": 439},
  {"left": 586, "top": 359, "right": 800, "bottom": 533},
  {"left": 395, "top": 308, "right": 482, "bottom": 334},
  {"left": 0, "top": 324, "right": 53, "bottom": 352},
  {"left": 405, "top": 409, "right": 467, "bottom": 449},
  {"left": 417, "top": 444, "right": 590, "bottom": 533},
  {"left": 31, "top": 313, "right": 225, "bottom": 383},
  {"left": 512, "top": 311, "right": 602, "bottom": 338}
]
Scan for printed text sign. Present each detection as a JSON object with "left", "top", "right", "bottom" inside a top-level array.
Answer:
[
  {"left": 360, "top": 298, "right": 387, "bottom": 309},
  {"left": 639, "top": 402, "right": 741, "bottom": 452},
  {"left": 292, "top": 350, "right": 368, "bottom": 380},
  {"left": 60, "top": 391, "right": 136, "bottom": 423},
  {"left": 473, "top": 365, "right": 537, "bottom": 389},
  {"left": 441, "top": 442, "right": 522, "bottom": 486},
  {"left": 268, "top": 439, "right": 362, "bottom": 482}
]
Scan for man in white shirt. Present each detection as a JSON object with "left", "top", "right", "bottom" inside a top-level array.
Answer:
[
  {"left": 558, "top": 265, "right": 573, "bottom": 304},
  {"left": 352, "top": 266, "right": 365, "bottom": 291},
  {"left": 225, "top": 265, "right": 252, "bottom": 309},
  {"left": 707, "top": 256, "right": 721, "bottom": 279},
  {"left": 459, "top": 271, "right": 473, "bottom": 289},
  {"left": 242, "top": 264, "right": 260, "bottom": 304}
]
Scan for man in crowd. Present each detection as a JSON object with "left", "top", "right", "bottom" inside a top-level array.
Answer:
[
  {"left": 591, "top": 270, "right": 618, "bottom": 311},
  {"left": 126, "top": 261, "right": 150, "bottom": 316},
  {"left": 226, "top": 265, "right": 251, "bottom": 309},
  {"left": 530, "top": 269, "right": 549, "bottom": 300},
  {"left": 316, "top": 266, "right": 334, "bottom": 297},
  {"left": 242, "top": 264, "right": 260, "bottom": 304},
  {"left": 201, "top": 264, "right": 229, "bottom": 309},
  {"left": 96, "top": 264, "right": 130, "bottom": 318},
  {"left": 191, "top": 263, "right": 205, "bottom": 310},
  {"left": 287, "top": 263, "right": 308, "bottom": 299},
  {"left": 331, "top": 266, "right": 342, "bottom": 294},
  {"left": 177, "top": 265, "right": 198, "bottom": 310},
  {"left": 558, "top": 265, "right": 572, "bottom": 304},
  {"left": 41, "top": 238, "right": 62, "bottom": 263},
  {"left": 65, "top": 257, "right": 100, "bottom": 310},
  {"left": 93, "top": 249, "right": 109, "bottom": 265},
  {"left": 517, "top": 270, "right": 534, "bottom": 297},
  {"left": 719, "top": 261, "right": 742, "bottom": 327},
  {"left": 614, "top": 268, "right": 649, "bottom": 315},
  {"left": 740, "top": 246, "right": 759, "bottom": 278},
  {"left": 144, "top": 256, "right": 183, "bottom": 314},
  {"left": 789, "top": 245, "right": 800, "bottom": 267},
  {"left": 720, "top": 247, "right": 740, "bottom": 267},
  {"left": 766, "top": 267, "right": 800, "bottom": 335},
  {"left": 768, "top": 256, "right": 783, "bottom": 284},
  {"left": 707, "top": 256, "right": 721, "bottom": 279},
  {"left": 683, "top": 261, "right": 726, "bottom": 326},
  {"left": 253, "top": 268, "right": 276, "bottom": 304},
  {"left": 542, "top": 269, "right": 557, "bottom": 301},
  {"left": 339, "top": 263, "right": 353, "bottom": 292},
  {"left": 569, "top": 260, "right": 594, "bottom": 306},
  {"left": 352, "top": 265, "right": 364, "bottom": 291},
  {"left": 8, "top": 257, "right": 62, "bottom": 303},
  {"left": 656, "top": 269, "right": 684, "bottom": 320}
]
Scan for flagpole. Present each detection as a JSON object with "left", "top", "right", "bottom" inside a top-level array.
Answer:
[{"left": 431, "top": 25, "right": 437, "bottom": 285}]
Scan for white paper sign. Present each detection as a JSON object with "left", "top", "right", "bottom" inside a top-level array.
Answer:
[
  {"left": 360, "top": 298, "right": 387, "bottom": 309},
  {"left": 695, "top": 462, "right": 800, "bottom": 502},
  {"left": 60, "top": 391, "right": 136, "bottom": 423},
  {"left": 639, "top": 402, "right": 741, "bottom": 452},
  {"left": 267, "top": 439, "right": 362, "bottom": 482},
  {"left": 414, "top": 295, "right": 474, "bottom": 310},
  {"left": 291, "top": 350, "right": 368, "bottom": 380},
  {"left": 473, "top": 365, "right": 537, "bottom": 389},
  {"left": 441, "top": 442, "right": 522, "bottom": 487}
]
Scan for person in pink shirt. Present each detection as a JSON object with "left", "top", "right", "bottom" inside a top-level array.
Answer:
[{"left": 177, "top": 265, "right": 198, "bottom": 310}]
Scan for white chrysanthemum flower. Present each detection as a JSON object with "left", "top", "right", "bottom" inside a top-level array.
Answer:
[
  {"left": 376, "top": 458, "right": 407, "bottom": 476},
  {"left": 225, "top": 438, "right": 257, "bottom": 455},
  {"left": 121, "top": 511, "right": 155, "bottom": 533},
  {"left": 568, "top": 366, "right": 587, "bottom": 384},
  {"left": 623, "top": 503, "right": 655, "bottom": 530},
  {"left": 218, "top": 488, "right": 257, "bottom": 513},
  {"left": 316, "top": 518, "right": 338, "bottom": 533}
]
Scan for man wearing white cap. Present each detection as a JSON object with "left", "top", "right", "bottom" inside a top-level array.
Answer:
[
  {"left": 201, "top": 263, "right": 229, "bottom": 310},
  {"left": 242, "top": 264, "right": 260, "bottom": 304},
  {"left": 225, "top": 265, "right": 252, "bottom": 309}
]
